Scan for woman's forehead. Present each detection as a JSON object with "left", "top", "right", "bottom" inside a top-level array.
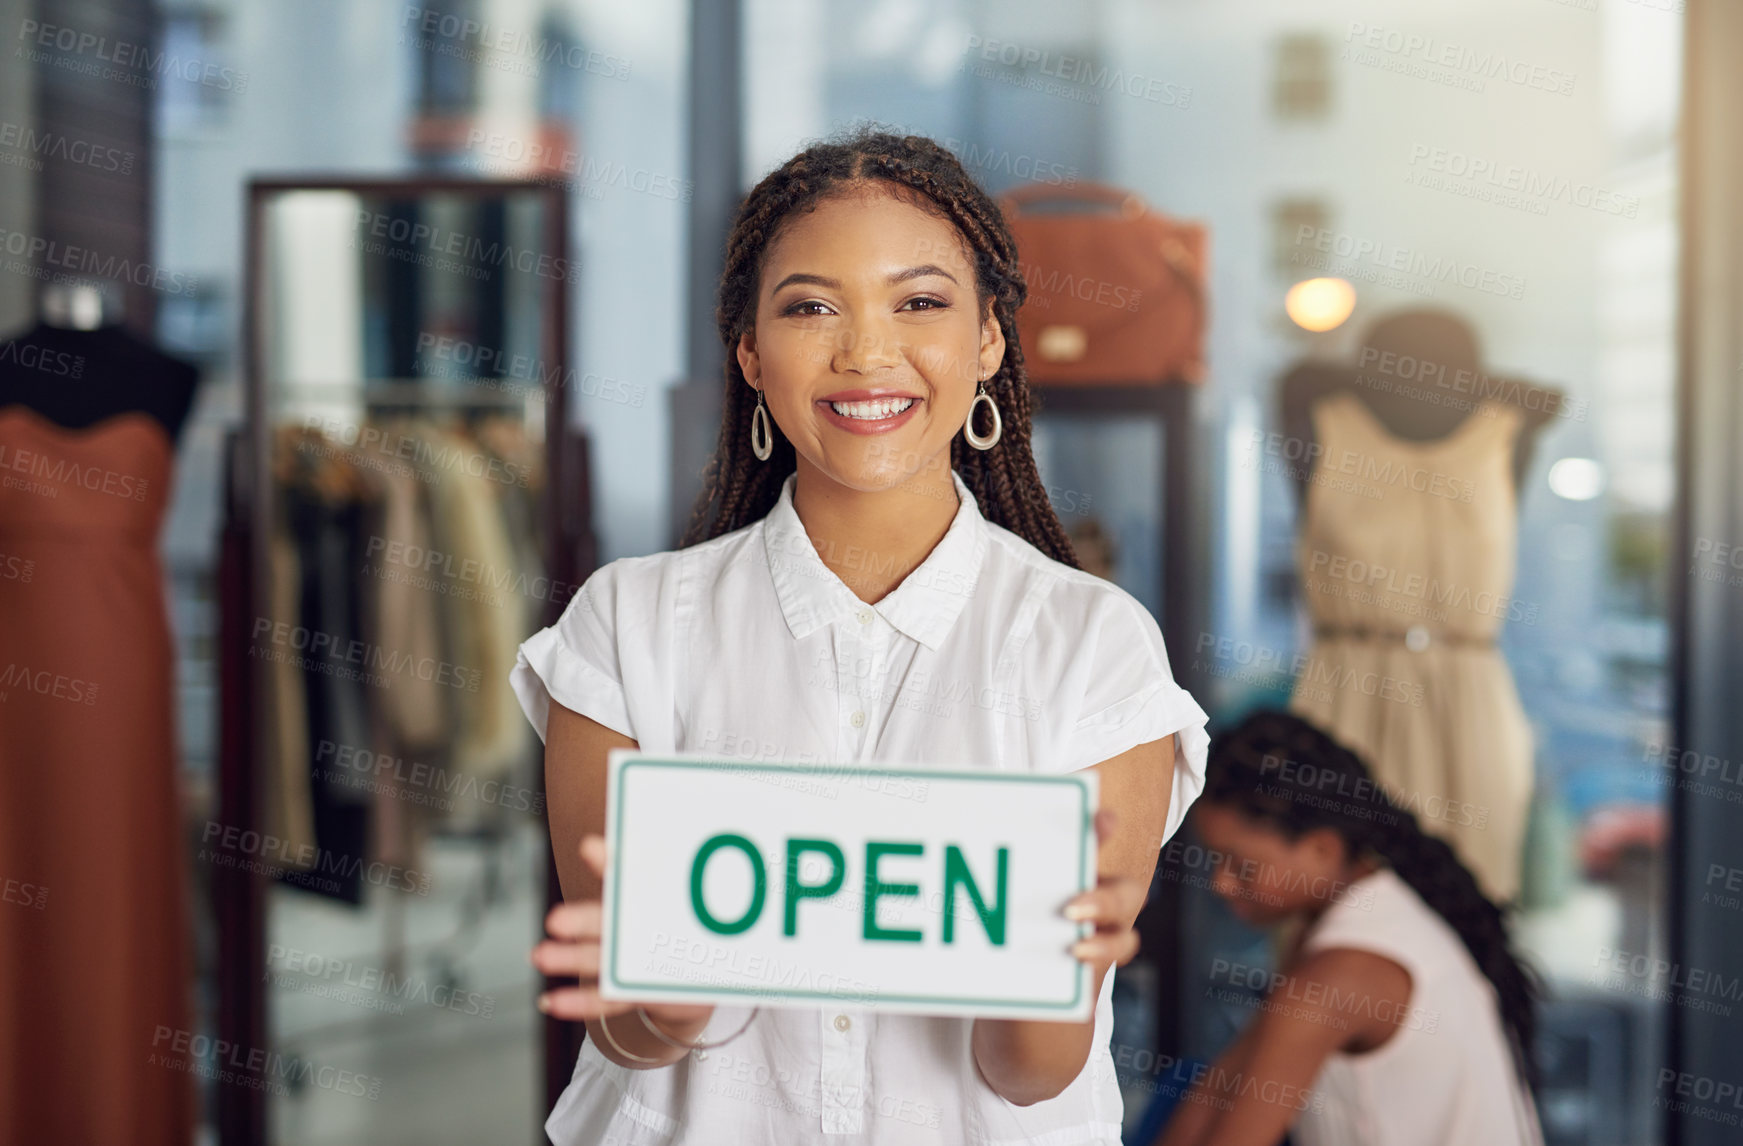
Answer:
[
  {"left": 1196, "top": 802, "right": 1276, "bottom": 845},
  {"left": 762, "top": 188, "right": 973, "bottom": 277}
]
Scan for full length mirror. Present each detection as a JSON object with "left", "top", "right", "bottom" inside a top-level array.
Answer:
[{"left": 228, "top": 181, "right": 567, "bottom": 1143}]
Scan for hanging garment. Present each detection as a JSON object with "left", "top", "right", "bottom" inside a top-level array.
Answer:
[
  {"left": 0, "top": 407, "right": 194, "bottom": 1146},
  {"left": 1290, "top": 392, "right": 1534, "bottom": 904},
  {"left": 277, "top": 442, "right": 373, "bottom": 904},
  {"left": 473, "top": 413, "right": 544, "bottom": 634},
  {"left": 362, "top": 430, "right": 450, "bottom": 756},
  {"left": 352, "top": 421, "right": 452, "bottom": 875},
  {"left": 261, "top": 518, "right": 318, "bottom": 867},
  {"left": 415, "top": 420, "right": 530, "bottom": 826}
]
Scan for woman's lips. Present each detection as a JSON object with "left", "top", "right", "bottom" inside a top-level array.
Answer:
[{"left": 815, "top": 396, "right": 921, "bottom": 435}]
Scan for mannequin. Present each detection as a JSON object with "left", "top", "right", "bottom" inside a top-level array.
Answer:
[
  {"left": 1279, "top": 309, "right": 1562, "bottom": 498},
  {"left": 0, "top": 278, "right": 200, "bottom": 1146},
  {"left": 1275, "top": 309, "right": 1562, "bottom": 907},
  {"left": 0, "top": 279, "right": 198, "bottom": 442}
]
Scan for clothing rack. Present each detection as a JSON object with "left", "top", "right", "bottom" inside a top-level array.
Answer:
[{"left": 279, "top": 383, "right": 546, "bottom": 448}]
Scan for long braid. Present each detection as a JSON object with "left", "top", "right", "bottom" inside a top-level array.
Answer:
[
  {"left": 1201, "top": 710, "right": 1545, "bottom": 1096},
  {"left": 678, "top": 125, "right": 1080, "bottom": 568},
  {"left": 1368, "top": 805, "right": 1543, "bottom": 1093}
]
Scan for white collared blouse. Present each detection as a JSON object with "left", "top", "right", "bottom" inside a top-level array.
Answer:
[{"left": 510, "top": 466, "right": 1210, "bottom": 1146}]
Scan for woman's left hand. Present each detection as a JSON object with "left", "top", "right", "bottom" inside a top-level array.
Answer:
[{"left": 1064, "top": 808, "right": 1148, "bottom": 969}]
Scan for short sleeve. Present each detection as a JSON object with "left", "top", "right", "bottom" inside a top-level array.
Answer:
[
  {"left": 1299, "top": 873, "right": 1425, "bottom": 991},
  {"left": 1061, "top": 587, "right": 1210, "bottom": 848},
  {"left": 509, "top": 560, "right": 636, "bottom": 744}
]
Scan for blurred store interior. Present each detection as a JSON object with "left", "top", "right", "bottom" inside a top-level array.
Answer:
[{"left": 1, "top": 0, "right": 1740, "bottom": 1144}]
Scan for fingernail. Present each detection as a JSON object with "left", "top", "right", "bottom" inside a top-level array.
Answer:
[
  {"left": 1064, "top": 902, "right": 1094, "bottom": 921},
  {"left": 537, "top": 995, "right": 552, "bottom": 1013},
  {"left": 1071, "top": 941, "right": 1098, "bottom": 960}
]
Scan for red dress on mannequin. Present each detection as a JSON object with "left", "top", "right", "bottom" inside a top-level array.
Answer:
[{"left": 0, "top": 404, "right": 195, "bottom": 1145}]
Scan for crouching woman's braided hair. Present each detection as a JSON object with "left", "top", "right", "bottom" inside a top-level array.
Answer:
[
  {"left": 678, "top": 124, "right": 1079, "bottom": 568},
  {"left": 1203, "top": 709, "right": 1546, "bottom": 1096}
]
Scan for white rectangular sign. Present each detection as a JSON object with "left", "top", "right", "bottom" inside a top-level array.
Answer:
[{"left": 599, "top": 750, "right": 1100, "bottom": 1021}]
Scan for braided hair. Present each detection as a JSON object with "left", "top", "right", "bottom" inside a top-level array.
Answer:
[
  {"left": 677, "top": 125, "right": 1080, "bottom": 567},
  {"left": 1201, "top": 709, "right": 1544, "bottom": 1095}
]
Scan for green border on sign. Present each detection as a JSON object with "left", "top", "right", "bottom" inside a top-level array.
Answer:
[{"left": 607, "top": 757, "right": 1094, "bottom": 1014}]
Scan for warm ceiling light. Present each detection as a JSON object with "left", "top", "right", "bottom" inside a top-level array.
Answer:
[
  {"left": 1285, "top": 277, "right": 1357, "bottom": 332},
  {"left": 1548, "top": 457, "right": 1605, "bottom": 501}
]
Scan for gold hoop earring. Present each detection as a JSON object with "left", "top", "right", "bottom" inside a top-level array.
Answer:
[
  {"left": 964, "top": 376, "right": 1002, "bottom": 451},
  {"left": 750, "top": 383, "right": 773, "bottom": 461}
]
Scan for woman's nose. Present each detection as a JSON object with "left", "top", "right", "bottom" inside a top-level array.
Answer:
[{"left": 831, "top": 323, "right": 904, "bottom": 375}]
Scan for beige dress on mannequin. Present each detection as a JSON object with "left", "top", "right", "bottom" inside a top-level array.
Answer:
[{"left": 1290, "top": 392, "right": 1535, "bottom": 905}]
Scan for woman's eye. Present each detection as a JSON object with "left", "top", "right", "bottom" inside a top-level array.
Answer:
[
  {"left": 903, "top": 296, "right": 949, "bottom": 311},
  {"left": 784, "top": 300, "right": 833, "bottom": 317}
]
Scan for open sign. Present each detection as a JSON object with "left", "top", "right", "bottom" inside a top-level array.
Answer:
[{"left": 599, "top": 751, "right": 1099, "bottom": 1020}]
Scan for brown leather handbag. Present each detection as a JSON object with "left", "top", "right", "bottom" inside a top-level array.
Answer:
[{"left": 998, "top": 183, "right": 1208, "bottom": 385}]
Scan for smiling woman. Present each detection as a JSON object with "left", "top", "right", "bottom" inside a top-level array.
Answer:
[
  {"left": 682, "top": 129, "right": 1073, "bottom": 580},
  {"left": 512, "top": 127, "right": 1211, "bottom": 1146},
  {"left": 734, "top": 186, "right": 1005, "bottom": 580}
]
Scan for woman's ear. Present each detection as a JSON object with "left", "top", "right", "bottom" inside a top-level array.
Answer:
[
  {"left": 735, "top": 330, "right": 760, "bottom": 388},
  {"left": 978, "top": 297, "right": 1006, "bottom": 381},
  {"left": 1299, "top": 826, "right": 1350, "bottom": 869}
]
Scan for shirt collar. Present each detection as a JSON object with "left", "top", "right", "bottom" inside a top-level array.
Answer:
[{"left": 761, "top": 468, "right": 987, "bottom": 651}]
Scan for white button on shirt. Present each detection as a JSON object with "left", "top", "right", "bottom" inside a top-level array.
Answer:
[{"left": 510, "top": 467, "right": 1210, "bottom": 1146}]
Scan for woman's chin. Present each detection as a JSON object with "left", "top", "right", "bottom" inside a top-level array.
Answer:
[
  {"left": 814, "top": 441, "right": 948, "bottom": 492},
  {"left": 1222, "top": 897, "right": 1280, "bottom": 928}
]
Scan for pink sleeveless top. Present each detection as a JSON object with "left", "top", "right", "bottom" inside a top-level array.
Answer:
[{"left": 1292, "top": 866, "right": 1544, "bottom": 1146}]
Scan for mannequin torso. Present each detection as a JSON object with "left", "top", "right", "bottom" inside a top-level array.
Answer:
[
  {"left": 0, "top": 319, "right": 199, "bottom": 446},
  {"left": 1277, "top": 310, "right": 1563, "bottom": 502}
]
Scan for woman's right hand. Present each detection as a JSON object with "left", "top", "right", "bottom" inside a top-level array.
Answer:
[{"left": 531, "top": 832, "right": 715, "bottom": 1040}]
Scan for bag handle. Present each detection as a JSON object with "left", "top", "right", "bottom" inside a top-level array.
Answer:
[
  {"left": 1002, "top": 181, "right": 1207, "bottom": 307},
  {"left": 999, "top": 181, "right": 1148, "bottom": 220}
]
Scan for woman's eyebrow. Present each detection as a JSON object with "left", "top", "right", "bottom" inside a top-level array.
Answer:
[
  {"left": 770, "top": 264, "right": 960, "bottom": 293},
  {"left": 887, "top": 263, "right": 959, "bottom": 286}
]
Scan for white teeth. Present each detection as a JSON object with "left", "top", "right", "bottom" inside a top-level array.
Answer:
[{"left": 829, "top": 397, "right": 916, "bottom": 420}]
